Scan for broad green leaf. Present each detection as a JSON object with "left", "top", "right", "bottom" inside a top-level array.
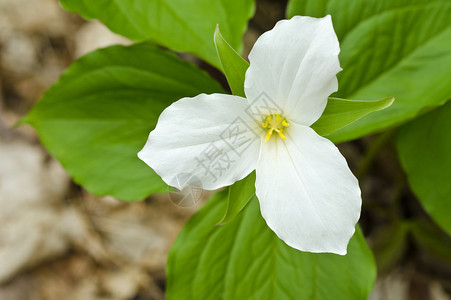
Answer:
[
  {"left": 311, "top": 97, "right": 394, "bottom": 137},
  {"left": 167, "top": 191, "right": 376, "bottom": 300},
  {"left": 397, "top": 101, "right": 451, "bottom": 236},
  {"left": 24, "top": 44, "right": 224, "bottom": 201},
  {"left": 214, "top": 26, "right": 249, "bottom": 97},
  {"left": 60, "top": 0, "right": 255, "bottom": 68},
  {"left": 218, "top": 171, "right": 255, "bottom": 225},
  {"left": 287, "top": 0, "right": 451, "bottom": 142}
]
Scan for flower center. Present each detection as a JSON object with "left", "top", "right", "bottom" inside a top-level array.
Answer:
[{"left": 261, "top": 114, "right": 290, "bottom": 142}]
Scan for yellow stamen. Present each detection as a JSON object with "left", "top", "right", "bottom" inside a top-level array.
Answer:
[
  {"left": 265, "top": 128, "right": 274, "bottom": 142},
  {"left": 278, "top": 128, "right": 287, "bottom": 140},
  {"left": 261, "top": 113, "right": 290, "bottom": 142}
]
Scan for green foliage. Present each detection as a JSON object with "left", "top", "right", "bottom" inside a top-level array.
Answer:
[
  {"left": 397, "top": 101, "right": 451, "bottom": 236},
  {"left": 218, "top": 172, "right": 255, "bottom": 225},
  {"left": 25, "top": 44, "right": 224, "bottom": 201},
  {"left": 167, "top": 191, "right": 376, "bottom": 300},
  {"left": 287, "top": 0, "right": 451, "bottom": 142},
  {"left": 214, "top": 26, "right": 249, "bottom": 97},
  {"left": 311, "top": 97, "right": 394, "bottom": 138},
  {"left": 60, "top": 0, "right": 255, "bottom": 68}
]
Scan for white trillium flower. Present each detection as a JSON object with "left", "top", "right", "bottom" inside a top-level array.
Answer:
[{"left": 138, "top": 15, "right": 361, "bottom": 255}]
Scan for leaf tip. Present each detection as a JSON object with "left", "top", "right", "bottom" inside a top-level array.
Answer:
[
  {"left": 378, "top": 96, "right": 395, "bottom": 111},
  {"left": 214, "top": 24, "right": 222, "bottom": 42},
  {"left": 17, "top": 113, "right": 32, "bottom": 126},
  {"left": 386, "top": 96, "right": 395, "bottom": 106},
  {"left": 216, "top": 211, "right": 229, "bottom": 226}
]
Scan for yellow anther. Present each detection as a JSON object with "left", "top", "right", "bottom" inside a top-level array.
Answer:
[
  {"left": 278, "top": 129, "right": 287, "bottom": 140},
  {"left": 261, "top": 113, "right": 290, "bottom": 142},
  {"left": 265, "top": 128, "right": 274, "bottom": 142}
]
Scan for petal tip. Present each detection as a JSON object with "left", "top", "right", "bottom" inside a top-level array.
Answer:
[{"left": 137, "top": 149, "right": 144, "bottom": 160}]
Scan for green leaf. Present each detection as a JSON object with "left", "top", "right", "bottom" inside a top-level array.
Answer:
[
  {"left": 287, "top": 0, "right": 451, "bottom": 142},
  {"left": 214, "top": 26, "right": 249, "bottom": 97},
  {"left": 60, "top": 0, "right": 255, "bottom": 68},
  {"left": 24, "top": 43, "right": 224, "bottom": 201},
  {"left": 167, "top": 191, "right": 376, "bottom": 300},
  {"left": 397, "top": 101, "right": 451, "bottom": 236},
  {"left": 311, "top": 97, "right": 394, "bottom": 137},
  {"left": 218, "top": 171, "right": 255, "bottom": 225}
]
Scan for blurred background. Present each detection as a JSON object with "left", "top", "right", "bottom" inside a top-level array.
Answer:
[{"left": 0, "top": 0, "right": 450, "bottom": 299}]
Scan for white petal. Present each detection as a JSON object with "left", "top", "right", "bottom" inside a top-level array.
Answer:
[
  {"left": 255, "top": 123, "right": 361, "bottom": 254},
  {"left": 138, "top": 94, "right": 261, "bottom": 191},
  {"left": 244, "top": 15, "right": 341, "bottom": 126}
]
